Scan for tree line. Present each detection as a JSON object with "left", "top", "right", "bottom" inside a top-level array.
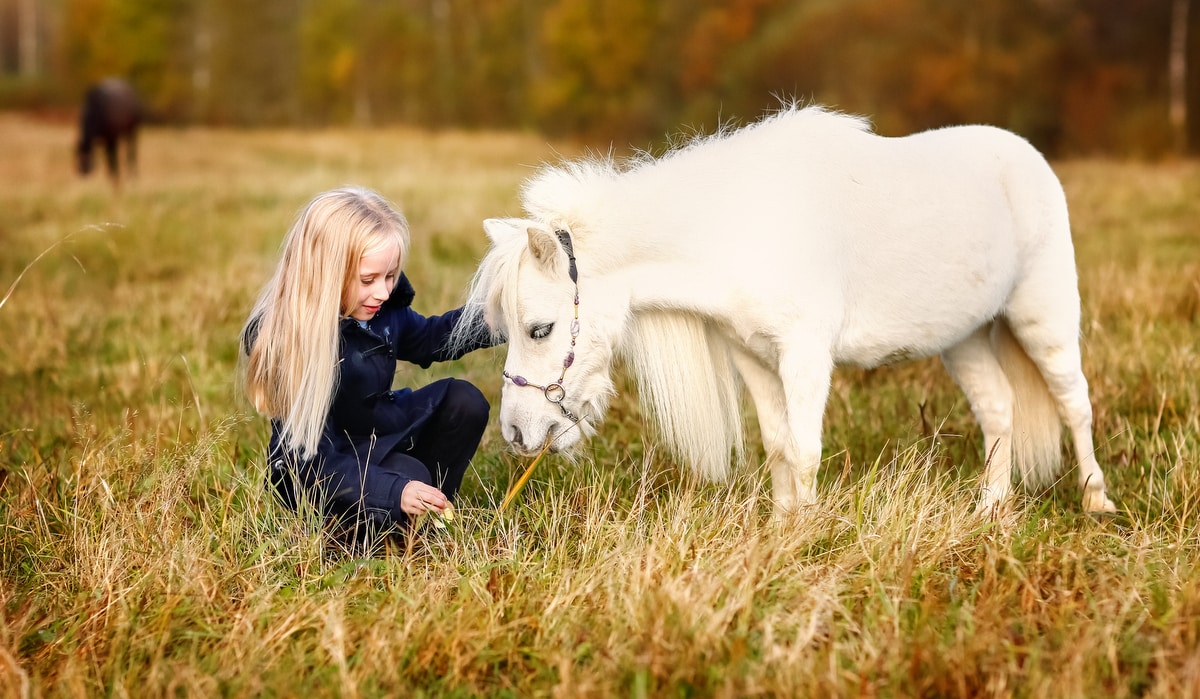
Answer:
[{"left": 1, "top": 0, "right": 1197, "bottom": 157}]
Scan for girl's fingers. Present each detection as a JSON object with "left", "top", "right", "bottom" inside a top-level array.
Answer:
[
  {"left": 401, "top": 482, "right": 451, "bottom": 516},
  {"left": 428, "top": 488, "right": 449, "bottom": 508}
]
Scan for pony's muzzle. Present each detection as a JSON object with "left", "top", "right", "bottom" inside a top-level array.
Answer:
[
  {"left": 509, "top": 424, "right": 527, "bottom": 452},
  {"left": 508, "top": 424, "right": 542, "bottom": 455},
  {"left": 506, "top": 422, "right": 565, "bottom": 455}
]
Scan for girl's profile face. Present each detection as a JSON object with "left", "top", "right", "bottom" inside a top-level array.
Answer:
[{"left": 345, "top": 239, "right": 400, "bottom": 321}]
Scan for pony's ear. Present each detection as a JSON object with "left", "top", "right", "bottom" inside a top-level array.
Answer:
[
  {"left": 526, "top": 224, "right": 561, "bottom": 268},
  {"left": 483, "top": 218, "right": 524, "bottom": 244},
  {"left": 482, "top": 218, "right": 563, "bottom": 272}
]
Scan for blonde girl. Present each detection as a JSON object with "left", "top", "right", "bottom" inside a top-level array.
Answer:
[{"left": 242, "top": 186, "right": 496, "bottom": 545}]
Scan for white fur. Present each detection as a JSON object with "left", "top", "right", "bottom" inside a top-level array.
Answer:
[{"left": 459, "top": 106, "right": 1116, "bottom": 514}]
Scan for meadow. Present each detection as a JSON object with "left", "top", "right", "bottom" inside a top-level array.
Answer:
[{"left": 1, "top": 113, "right": 1197, "bottom": 698}]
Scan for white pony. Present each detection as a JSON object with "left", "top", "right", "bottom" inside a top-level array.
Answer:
[{"left": 457, "top": 105, "right": 1116, "bottom": 514}]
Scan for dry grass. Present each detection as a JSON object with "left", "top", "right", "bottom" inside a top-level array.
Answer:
[{"left": 1, "top": 114, "right": 1197, "bottom": 698}]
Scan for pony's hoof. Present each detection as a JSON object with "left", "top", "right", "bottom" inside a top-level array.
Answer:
[
  {"left": 973, "top": 488, "right": 1011, "bottom": 517},
  {"left": 1082, "top": 490, "right": 1117, "bottom": 513},
  {"left": 770, "top": 499, "right": 819, "bottom": 525},
  {"left": 974, "top": 499, "right": 1008, "bottom": 519}
]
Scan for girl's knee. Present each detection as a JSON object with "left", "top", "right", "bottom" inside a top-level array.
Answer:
[{"left": 444, "top": 379, "right": 490, "bottom": 426}]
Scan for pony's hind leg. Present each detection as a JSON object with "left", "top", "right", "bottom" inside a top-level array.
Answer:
[
  {"left": 104, "top": 137, "right": 120, "bottom": 181},
  {"left": 941, "top": 324, "right": 1017, "bottom": 512},
  {"left": 126, "top": 131, "right": 138, "bottom": 177},
  {"left": 1003, "top": 294, "right": 1117, "bottom": 513}
]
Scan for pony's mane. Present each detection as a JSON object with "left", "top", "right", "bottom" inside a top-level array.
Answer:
[
  {"left": 519, "top": 156, "right": 620, "bottom": 235},
  {"left": 520, "top": 104, "right": 870, "bottom": 233},
  {"left": 621, "top": 311, "right": 745, "bottom": 481},
  {"left": 450, "top": 228, "right": 525, "bottom": 353}
]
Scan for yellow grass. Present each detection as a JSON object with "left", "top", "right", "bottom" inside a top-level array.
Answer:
[{"left": 1, "top": 114, "right": 1198, "bottom": 698}]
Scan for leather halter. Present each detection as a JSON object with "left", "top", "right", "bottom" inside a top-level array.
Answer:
[{"left": 501, "top": 229, "right": 582, "bottom": 424}]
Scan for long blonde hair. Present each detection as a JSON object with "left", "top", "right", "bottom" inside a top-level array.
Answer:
[{"left": 241, "top": 187, "right": 410, "bottom": 458}]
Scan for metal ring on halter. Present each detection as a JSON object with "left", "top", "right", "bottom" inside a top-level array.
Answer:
[{"left": 543, "top": 383, "right": 566, "bottom": 403}]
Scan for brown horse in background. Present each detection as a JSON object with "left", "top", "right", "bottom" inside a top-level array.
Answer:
[{"left": 77, "top": 78, "right": 142, "bottom": 185}]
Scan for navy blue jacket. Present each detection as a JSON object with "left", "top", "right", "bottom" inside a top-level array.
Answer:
[{"left": 262, "top": 274, "right": 494, "bottom": 519}]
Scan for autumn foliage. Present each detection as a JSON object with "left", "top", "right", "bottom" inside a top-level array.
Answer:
[{"left": 3, "top": 0, "right": 1199, "bottom": 155}]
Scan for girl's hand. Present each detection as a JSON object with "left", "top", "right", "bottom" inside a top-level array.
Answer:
[{"left": 400, "top": 481, "right": 451, "bottom": 517}]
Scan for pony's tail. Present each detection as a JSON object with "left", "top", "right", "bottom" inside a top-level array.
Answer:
[
  {"left": 991, "top": 318, "right": 1063, "bottom": 488},
  {"left": 623, "top": 311, "right": 743, "bottom": 481}
]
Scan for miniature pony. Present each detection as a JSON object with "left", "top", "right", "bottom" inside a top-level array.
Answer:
[{"left": 458, "top": 106, "right": 1116, "bottom": 514}]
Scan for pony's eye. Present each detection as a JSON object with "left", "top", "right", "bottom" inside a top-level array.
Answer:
[{"left": 530, "top": 323, "right": 554, "bottom": 340}]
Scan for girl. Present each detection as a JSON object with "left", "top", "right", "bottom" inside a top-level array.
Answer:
[{"left": 241, "top": 186, "right": 497, "bottom": 546}]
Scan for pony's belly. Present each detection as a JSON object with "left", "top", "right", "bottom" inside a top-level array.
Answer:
[
  {"left": 836, "top": 340, "right": 944, "bottom": 368},
  {"left": 833, "top": 311, "right": 991, "bottom": 368},
  {"left": 832, "top": 244, "right": 1016, "bottom": 368}
]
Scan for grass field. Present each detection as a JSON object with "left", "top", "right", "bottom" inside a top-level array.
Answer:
[{"left": 1, "top": 113, "right": 1198, "bottom": 698}]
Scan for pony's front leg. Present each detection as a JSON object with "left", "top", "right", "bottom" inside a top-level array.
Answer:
[
  {"left": 731, "top": 348, "right": 801, "bottom": 512},
  {"left": 773, "top": 344, "right": 835, "bottom": 513}
]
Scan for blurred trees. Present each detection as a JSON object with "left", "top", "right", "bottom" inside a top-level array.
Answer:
[{"left": 0, "top": 0, "right": 1196, "bottom": 156}]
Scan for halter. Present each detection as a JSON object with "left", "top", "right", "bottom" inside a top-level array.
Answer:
[{"left": 502, "top": 230, "right": 582, "bottom": 424}]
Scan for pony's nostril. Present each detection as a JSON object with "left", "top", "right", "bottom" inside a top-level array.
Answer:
[{"left": 510, "top": 425, "right": 524, "bottom": 450}]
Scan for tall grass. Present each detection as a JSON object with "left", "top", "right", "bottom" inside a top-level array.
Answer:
[{"left": 1, "top": 115, "right": 1197, "bottom": 698}]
